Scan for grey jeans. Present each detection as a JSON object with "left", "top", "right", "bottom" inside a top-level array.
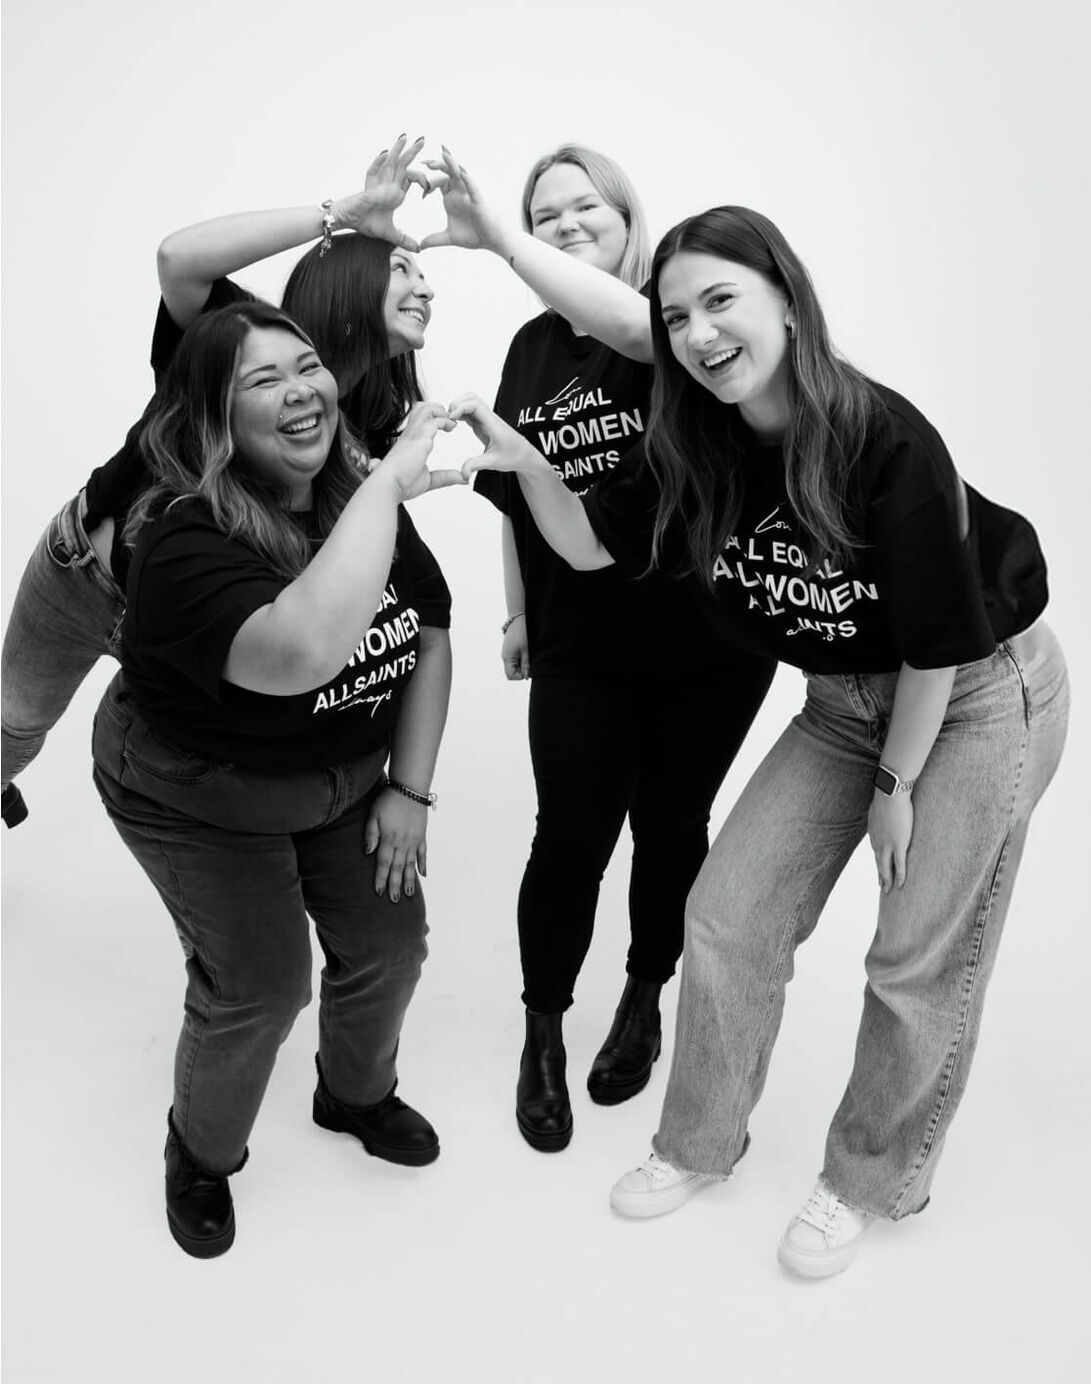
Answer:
[
  {"left": 653, "top": 623, "right": 1069, "bottom": 1219},
  {"left": 1, "top": 491, "right": 123, "bottom": 789},
  {"left": 93, "top": 675, "right": 428, "bottom": 1173}
]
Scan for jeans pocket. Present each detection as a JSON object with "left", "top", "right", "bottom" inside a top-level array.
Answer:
[
  {"left": 123, "top": 719, "right": 221, "bottom": 786},
  {"left": 45, "top": 506, "right": 84, "bottom": 569}
]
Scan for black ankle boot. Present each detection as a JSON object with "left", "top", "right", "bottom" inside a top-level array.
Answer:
[
  {"left": 516, "top": 1010, "right": 573, "bottom": 1152},
  {"left": 312, "top": 1057, "right": 439, "bottom": 1167},
  {"left": 164, "top": 1112, "right": 244, "bottom": 1259},
  {"left": 587, "top": 976, "right": 663, "bottom": 1106},
  {"left": 1, "top": 784, "right": 28, "bottom": 828}
]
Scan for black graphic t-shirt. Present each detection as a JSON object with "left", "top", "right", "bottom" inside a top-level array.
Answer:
[
  {"left": 121, "top": 500, "right": 451, "bottom": 769},
  {"left": 584, "top": 384, "right": 1048, "bottom": 674},
  {"left": 475, "top": 311, "right": 739, "bottom": 677},
  {"left": 83, "top": 278, "right": 256, "bottom": 586}
]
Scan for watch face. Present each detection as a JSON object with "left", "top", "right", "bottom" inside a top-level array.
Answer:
[{"left": 874, "top": 766, "right": 898, "bottom": 796}]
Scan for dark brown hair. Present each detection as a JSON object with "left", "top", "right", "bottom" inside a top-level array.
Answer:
[
  {"left": 281, "top": 234, "right": 423, "bottom": 457},
  {"left": 127, "top": 301, "right": 362, "bottom": 578},
  {"left": 646, "top": 206, "right": 877, "bottom": 587}
]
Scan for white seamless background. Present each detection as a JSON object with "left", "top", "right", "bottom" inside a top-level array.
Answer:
[{"left": 3, "top": 2, "right": 1088, "bottom": 1381}]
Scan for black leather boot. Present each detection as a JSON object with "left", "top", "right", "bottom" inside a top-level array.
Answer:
[
  {"left": 587, "top": 976, "right": 663, "bottom": 1105},
  {"left": 164, "top": 1112, "right": 244, "bottom": 1259},
  {"left": 516, "top": 1010, "right": 573, "bottom": 1152},
  {"left": 1, "top": 784, "right": 28, "bottom": 828},
  {"left": 312, "top": 1057, "right": 439, "bottom": 1167}
]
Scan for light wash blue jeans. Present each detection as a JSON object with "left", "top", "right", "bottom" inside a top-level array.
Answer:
[
  {"left": 653, "top": 623, "right": 1069, "bottom": 1219},
  {"left": 1, "top": 491, "right": 123, "bottom": 789}
]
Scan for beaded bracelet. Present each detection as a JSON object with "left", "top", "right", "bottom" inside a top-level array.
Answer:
[
  {"left": 318, "top": 199, "right": 336, "bottom": 258},
  {"left": 388, "top": 779, "right": 438, "bottom": 810}
]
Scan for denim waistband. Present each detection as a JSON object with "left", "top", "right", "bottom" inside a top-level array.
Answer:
[
  {"left": 47, "top": 490, "right": 122, "bottom": 598},
  {"left": 803, "top": 623, "right": 1056, "bottom": 726}
]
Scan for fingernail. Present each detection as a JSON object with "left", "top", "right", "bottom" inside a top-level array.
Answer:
[{"left": 391, "top": 893, "right": 400, "bottom": 904}]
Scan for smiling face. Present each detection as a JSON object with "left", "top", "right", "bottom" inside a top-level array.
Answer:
[
  {"left": 383, "top": 249, "right": 434, "bottom": 357},
  {"left": 658, "top": 251, "right": 794, "bottom": 437},
  {"left": 528, "top": 163, "right": 629, "bottom": 278},
  {"left": 228, "top": 326, "right": 340, "bottom": 508}
]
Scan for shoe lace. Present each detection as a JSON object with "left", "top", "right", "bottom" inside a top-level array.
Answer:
[
  {"left": 797, "top": 1182, "right": 847, "bottom": 1235},
  {"left": 637, "top": 1151, "right": 681, "bottom": 1184}
]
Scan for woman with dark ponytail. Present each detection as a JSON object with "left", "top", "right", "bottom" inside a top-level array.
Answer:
[
  {"left": 0, "top": 137, "right": 434, "bottom": 828},
  {"left": 449, "top": 203, "right": 1068, "bottom": 1276}
]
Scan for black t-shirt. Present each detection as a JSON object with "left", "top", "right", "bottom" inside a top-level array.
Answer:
[
  {"left": 475, "top": 310, "right": 740, "bottom": 677},
  {"left": 83, "top": 278, "right": 256, "bottom": 585},
  {"left": 583, "top": 384, "right": 1048, "bottom": 674},
  {"left": 121, "top": 500, "right": 452, "bottom": 770}
]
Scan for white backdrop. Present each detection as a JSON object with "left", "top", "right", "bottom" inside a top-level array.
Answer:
[{"left": 3, "top": 2, "right": 1089, "bottom": 1381}]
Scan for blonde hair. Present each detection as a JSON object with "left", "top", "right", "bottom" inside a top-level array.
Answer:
[{"left": 520, "top": 144, "right": 651, "bottom": 289}]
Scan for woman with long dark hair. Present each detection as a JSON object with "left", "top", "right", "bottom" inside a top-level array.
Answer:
[
  {"left": 419, "top": 148, "right": 774, "bottom": 1151},
  {"left": 448, "top": 204, "right": 1068, "bottom": 1274},
  {"left": 94, "top": 299, "right": 463, "bottom": 1258},
  {"left": 0, "top": 138, "right": 429, "bottom": 828}
]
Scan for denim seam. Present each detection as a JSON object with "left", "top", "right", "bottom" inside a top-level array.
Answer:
[
  {"left": 147, "top": 836, "right": 217, "bottom": 1144},
  {"left": 890, "top": 656, "right": 1031, "bottom": 1219}
]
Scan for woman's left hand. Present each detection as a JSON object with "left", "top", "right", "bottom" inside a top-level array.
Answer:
[
  {"left": 331, "top": 135, "right": 432, "bottom": 251},
  {"left": 364, "top": 787, "right": 428, "bottom": 902},
  {"left": 868, "top": 791, "right": 914, "bottom": 893}
]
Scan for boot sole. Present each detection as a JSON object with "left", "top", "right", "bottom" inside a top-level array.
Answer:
[
  {"left": 166, "top": 1209, "right": 236, "bottom": 1259},
  {"left": 312, "top": 1105, "right": 440, "bottom": 1167},
  {"left": 587, "top": 1034, "right": 662, "bottom": 1106},
  {"left": 515, "top": 1109, "right": 573, "bottom": 1153}
]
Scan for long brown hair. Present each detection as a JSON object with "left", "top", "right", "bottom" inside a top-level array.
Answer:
[
  {"left": 281, "top": 234, "right": 423, "bottom": 457},
  {"left": 646, "top": 206, "right": 877, "bottom": 587},
  {"left": 126, "top": 301, "right": 362, "bottom": 578}
]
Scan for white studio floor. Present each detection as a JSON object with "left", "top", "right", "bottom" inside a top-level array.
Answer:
[{"left": 2, "top": 651, "right": 1086, "bottom": 1384}]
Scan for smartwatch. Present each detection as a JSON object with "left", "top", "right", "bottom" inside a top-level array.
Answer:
[{"left": 874, "top": 765, "right": 916, "bottom": 797}]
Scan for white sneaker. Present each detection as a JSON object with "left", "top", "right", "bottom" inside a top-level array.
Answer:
[
  {"left": 777, "top": 1179, "right": 872, "bottom": 1278},
  {"left": 609, "top": 1151, "right": 714, "bottom": 1219}
]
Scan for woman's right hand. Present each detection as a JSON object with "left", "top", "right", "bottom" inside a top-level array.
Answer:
[
  {"left": 371, "top": 403, "right": 466, "bottom": 502},
  {"left": 417, "top": 148, "right": 507, "bottom": 254},
  {"left": 447, "top": 394, "right": 544, "bottom": 480},
  {"left": 331, "top": 136, "right": 432, "bottom": 251},
  {"left": 501, "top": 615, "right": 530, "bottom": 680}
]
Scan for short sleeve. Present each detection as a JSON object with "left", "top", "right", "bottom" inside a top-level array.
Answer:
[
  {"left": 151, "top": 277, "right": 258, "bottom": 385},
  {"left": 867, "top": 431, "right": 997, "bottom": 668},
  {"left": 128, "top": 517, "right": 283, "bottom": 699},
  {"left": 395, "top": 509, "right": 452, "bottom": 629},
  {"left": 580, "top": 441, "right": 661, "bottom": 577}
]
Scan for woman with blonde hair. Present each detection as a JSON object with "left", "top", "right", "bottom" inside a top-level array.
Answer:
[{"left": 422, "top": 147, "right": 773, "bottom": 1151}]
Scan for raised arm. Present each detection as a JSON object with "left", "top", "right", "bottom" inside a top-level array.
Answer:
[
  {"left": 448, "top": 394, "right": 613, "bottom": 572},
  {"left": 158, "top": 136, "right": 431, "bottom": 329},
  {"left": 224, "top": 405, "right": 465, "bottom": 695},
  {"left": 419, "top": 149, "right": 652, "bottom": 363}
]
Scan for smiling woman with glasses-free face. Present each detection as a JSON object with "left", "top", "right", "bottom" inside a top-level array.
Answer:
[
  {"left": 657, "top": 251, "right": 795, "bottom": 439},
  {"left": 526, "top": 162, "right": 630, "bottom": 278},
  {"left": 228, "top": 326, "right": 341, "bottom": 509}
]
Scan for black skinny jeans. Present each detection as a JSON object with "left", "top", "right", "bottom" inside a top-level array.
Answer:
[{"left": 519, "top": 656, "right": 775, "bottom": 1013}]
